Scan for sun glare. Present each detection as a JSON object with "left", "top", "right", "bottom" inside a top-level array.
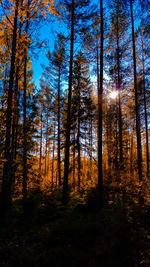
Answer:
[{"left": 109, "top": 91, "right": 118, "bottom": 99}]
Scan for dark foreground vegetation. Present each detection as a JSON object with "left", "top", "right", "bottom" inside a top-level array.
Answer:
[{"left": 0, "top": 187, "right": 150, "bottom": 267}]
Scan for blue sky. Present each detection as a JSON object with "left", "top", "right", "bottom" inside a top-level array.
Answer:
[
  {"left": 31, "top": 16, "right": 69, "bottom": 88},
  {"left": 30, "top": 0, "right": 142, "bottom": 89}
]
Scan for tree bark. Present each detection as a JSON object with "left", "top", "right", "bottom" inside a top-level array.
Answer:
[
  {"left": 88, "top": 118, "right": 92, "bottom": 179},
  {"left": 77, "top": 86, "right": 81, "bottom": 188},
  {"left": 63, "top": 0, "right": 74, "bottom": 201},
  {"left": 116, "top": 2, "right": 123, "bottom": 165},
  {"left": 23, "top": 46, "right": 27, "bottom": 196},
  {"left": 11, "top": 58, "right": 20, "bottom": 188},
  {"left": 142, "top": 42, "right": 149, "bottom": 177},
  {"left": 130, "top": 0, "right": 142, "bottom": 181},
  {"left": 57, "top": 66, "right": 61, "bottom": 186},
  {"left": 39, "top": 103, "right": 43, "bottom": 175},
  {"left": 98, "top": 0, "right": 103, "bottom": 205},
  {"left": 11, "top": 2, "right": 23, "bottom": 187},
  {"left": 52, "top": 122, "right": 56, "bottom": 189},
  {"left": 72, "top": 131, "right": 76, "bottom": 187},
  {"left": 45, "top": 114, "right": 48, "bottom": 177},
  {"left": 2, "top": 0, "right": 19, "bottom": 211}
]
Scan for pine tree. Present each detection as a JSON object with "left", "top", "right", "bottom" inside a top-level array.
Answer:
[
  {"left": 130, "top": 0, "right": 142, "bottom": 181},
  {"left": 98, "top": 0, "right": 103, "bottom": 205},
  {"left": 106, "top": 0, "right": 129, "bottom": 170},
  {"left": 63, "top": 0, "right": 75, "bottom": 201},
  {"left": 1, "top": 0, "right": 19, "bottom": 211},
  {"left": 71, "top": 51, "right": 95, "bottom": 188},
  {"left": 52, "top": 34, "right": 66, "bottom": 186}
]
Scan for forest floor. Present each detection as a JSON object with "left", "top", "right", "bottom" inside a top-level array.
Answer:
[{"left": 0, "top": 187, "right": 150, "bottom": 267}]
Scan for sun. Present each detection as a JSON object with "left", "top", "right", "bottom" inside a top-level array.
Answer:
[{"left": 109, "top": 91, "right": 118, "bottom": 99}]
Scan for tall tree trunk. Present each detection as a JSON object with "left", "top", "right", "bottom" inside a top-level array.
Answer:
[
  {"left": 77, "top": 87, "right": 81, "bottom": 188},
  {"left": 2, "top": 0, "right": 19, "bottom": 211},
  {"left": 98, "top": 0, "right": 103, "bottom": 204},
  {"left": 106, "top": 109, "right": 112, "bottom": 181},
  {"left": 57, "top": 66, "right": 61, "bottom": 186},
  {"left": 11, "top": 2, "right": 23, "bottom": 187},
  {"left": 2, "top": 64, "right": 7, "bottom": 113},
  {"left": 88, "top": 118, "right": 92, "bottom": 179},
  {"left": 23, "top": 47, "right": 27, "bottom": 196},
  {"left": 45, "top": 114, "right": 48, "bottom": 177},
  {"left": 130, "top": 129, "right": 133, "bottom": 177},
  {"left": 141, "top": 42, "right": 149, "bottom": 177},
  {"left": 116, "top": 2, "right": 123, "bottom": 165},
  {"left": 52, "top": 122, "right": 56, "bottom": 189},
  {"left": 130, "top": 0, "right": 142, "bottom": 181},
  {"left": 90, "top": 120, "right": 93, "bottom": 164},
  {"left": 11, "top": 58, "right": 20, "bottom": 188},
  {"left": 96, "top": 40, "right": 100, "bottom": 100},
  {"left": 23, "top": 0, "right": 31, "bottom": 197},
  {"left": 72, "top": 131, "right": 76, "bottom": 187},
  {"left": 63, "top": 0, "right": 74, "bottom": 201},
  {"left": 114, "top": 104, "right": 119, "bottom": 180},
  {"left": 39, "top": 103, "right": 43, "bottom": 175},
  {"left": 0, "top": 66, "right": 7, "bottom": 149}
]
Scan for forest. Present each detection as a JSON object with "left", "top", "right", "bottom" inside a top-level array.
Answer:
[{"left": 0, "top": 0, "right": 150, "bottom": 266}]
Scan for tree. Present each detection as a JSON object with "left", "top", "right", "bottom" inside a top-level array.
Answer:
[
  {"left": 23, "top": 0, "right": 31, "bottom": 197},
  {"left": 130, "top": 0, "right": 142, "bottom": 182},
  {"left": 52, "top": 34, "right": 66, "bottom": 186},
  {"left": 1, "top": 0, "right": 19, "bottom": 211},
  {"left": 71, "top": 51, "right": 95, "bottom": 188},
  {"left": 138, "top": 2, "right": 150, "bottom": 177},
  {"left": 63, "top": 0, "right": 75, "bottom": 201},
  {"left": 41, "top": 34, "right": 66, "bottom": 186},
  {"left": 98, "top": 0, "right": 103, "bottom": 205},
  {"left": 62, "top": 0, "right": 91, "bottom": 200},
  {"left": 141, "top": 36, "right": 149, "bottom": 177},
  {"left": 106, "top": 0, "right": 130, "bottom": 174}
]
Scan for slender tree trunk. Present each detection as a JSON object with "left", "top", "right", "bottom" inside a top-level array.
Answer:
[
  {"left": 23, "top": 0, "right": 30, "bottom": 197},
  {"left": 130, "top": 0, "right": 142, "bottom": 181},
  {"left": 73, "top": 131, "right": 76, "bottom": 187},
  {"left": 45, "top": 114, "right": 48, "bottom": 177},
  {"left": 11, "top": 3, "right": 23, "bottom": 187},
  {"left": 23, "top": 47, "right": 27, "bottom": 196},
  {"left": 77, "top": 133, "right": 81, "bottom": 189},
  {"left": 90, "top": 120, "right": 93, "bottom": 165},
  {"left": 2, "top": 0, "right": 19, "bottom": 211},
  {"left": 96, "top": 40, "right": 100, "bottom": 99},
  {"left": 47, "top": 148, "right": 50, "bottom": 177},
  {"left": 115, "top": 104, "right": 119, "bottom": 180},
  {"left": 52, "top": 122, "right": 56, "bottom": 189},
  {"left": 0, "top": 66, "right": 7, "bottom": 149},
  {"left": 39, "top": 104, "right": 43, "bottom": 175},
  {"left": 2, "top": 64, "right": 7, "bottom": 113},
  {"left": 130, "top": 130, "right": 133, "bottom": 177},
  {"left": 116, "top": 3, "right": 123, "bottom": 165},
  {"left": 141, "top": 42, "right": 149, "bottom": 177},
  {"left": 106, "top": 110, "right": 112, "bottom": 181},
  {"left": 77, "top": 88, "right": 81, "bottom": 188},
  {"left": 63, "top": 0, "right": 74, "bottom": 201},
  {"left": 118, "top": 93, "right": 123, "bottom": 162},
  {"left": 83, "top": 128, "right": 87, "bottom": 185},
  {"left": 98, "top": 0, "right": 103, "bottom": 204},
  {"left": 57, "top": 66, "right": 61, "bottom": 186},
  {"left": 11, "top": 58, "right": 20, "bottom": 188},
  {"left": 88, "top": 118, "right": 92, "bottom": 179}
]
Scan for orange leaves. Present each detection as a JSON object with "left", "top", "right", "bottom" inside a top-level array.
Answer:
[
  {"left": 41, "top": 0, "right": 60, "bottom": 17},
  {"left": 48, "top": 0, "right": 59, "bottom": 16}
]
